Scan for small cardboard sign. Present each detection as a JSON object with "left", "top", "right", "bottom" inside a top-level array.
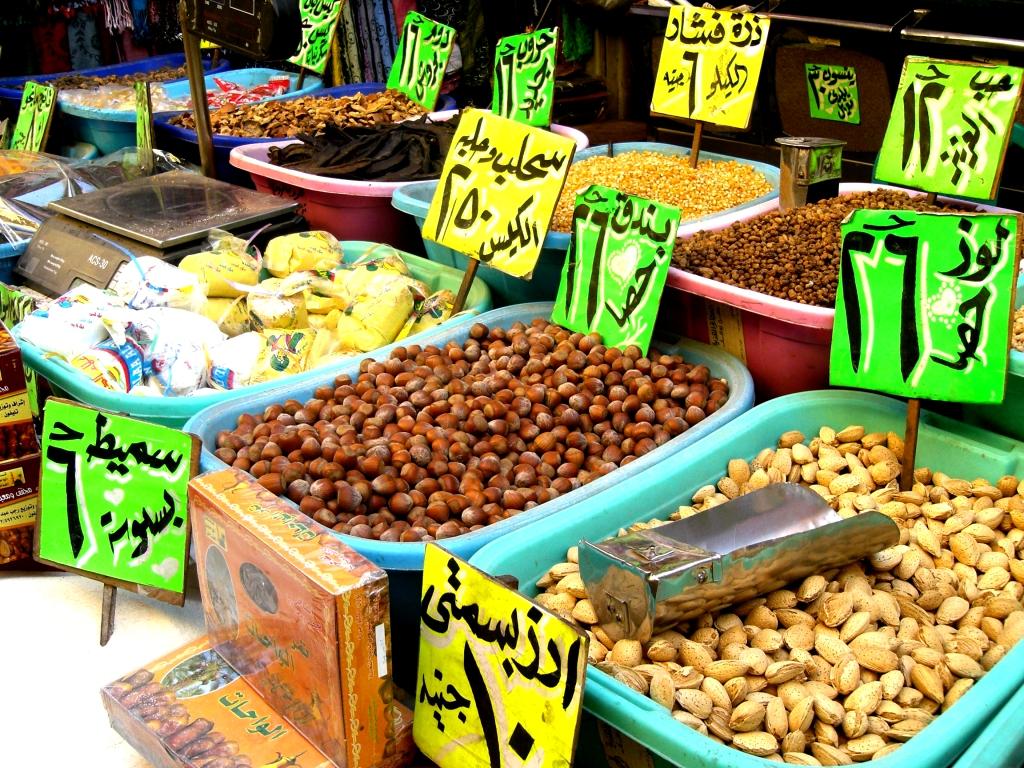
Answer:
[
  {"left": 492, "top": 28, "right": 558, "bottom": 127},
  {"left": 35, "top": 399, "right": 199, "bottom": 604},
  {"left": 387, "top": 10, "right": 455, "bottom": 110},
  {"left": 422, "top": 108, "right": 576, "bottom": 279},
  {"left": 875, "top": 57, "right": 1023, "bottom": 200},
  {"left": 806, "top": 63, "right": 860, "bottom": 124},
  {"left": 11, "top": 81, "right": 56, "bottom": 152},
  {"left": 414, "top": 544, "right": 588, "bottom": 768},
  {"left": 287, "top": 0, "right": 345, "bottom": 75},
  {"left": 651, "top": 6, "right": 769, "bottom": 129},
  {"left": 830, "top": 210, "right": 1020, "bottom": 403},
  {"left": 552, "top": 184, "right": 680, "bottom": 355}
]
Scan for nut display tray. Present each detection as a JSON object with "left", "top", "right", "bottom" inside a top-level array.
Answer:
[{"left": 469, "top": 390, "right": 1024, "bottom": 768}]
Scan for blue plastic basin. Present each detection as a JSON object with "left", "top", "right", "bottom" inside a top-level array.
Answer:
[
  {"left": 390, "top": 142, "right": 780, "bottom": 305},
  {"left": 154, "top": 84, "right": 455, "bottom": 186},
  {"left": 184, "top": 300, "right": 754, "bottom": 687},
  {"left": 470, "top": 390, "right": 1024, "bottom": 768}
]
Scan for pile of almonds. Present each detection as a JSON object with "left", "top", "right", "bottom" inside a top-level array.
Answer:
[{"left": 536, "top": 424, "right": 1024, "bottom": 764}]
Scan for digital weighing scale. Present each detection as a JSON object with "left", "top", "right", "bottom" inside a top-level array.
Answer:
[{"left": 15, "top": 171, "right": 300, "bottom": 297}]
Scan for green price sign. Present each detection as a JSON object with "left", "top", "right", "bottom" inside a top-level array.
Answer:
[
  {"left": 35, "top": 399, "right": 199, "bottom": 603},
  {"left": 387, "top": 11, "right": 455, "bottom": 110},
  {"left": 492, "top": 28, "right": 558, "bottom": 127},
  {"left": 287, "top": 0, "right": 344, "bottom": 75},
  {"left": 805, "top": 63, "right": 860, "bottom": 124},
  {"left": 11, "top": 81, "right": 56, "bottom": 152},
  {"left": 830, "top": 210, "right": 1020, "bottom": 403},
  {"left": 875, "top": 57, "right": 1023, "bottom": 200},
  {"left": 552, "top": 185, "right": 680, "bottom": 355}
]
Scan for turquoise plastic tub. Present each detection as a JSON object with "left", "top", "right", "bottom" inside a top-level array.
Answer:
[
  {"left": 952, "top": 679, "right": 1024, "bottom": 767},
  {"left": 390, "top": 142, "right": 779, "bottom": 305},
  {"left": 470, "top": 389, "right": 1024, "bottom": 768},
  {"left": 15, "top": 241, "right": 490, "bottom": 428},
  {"left": 183, "top": 300, "right": 754, "bottom": 688},
  {"left": 59, "top": 68, "right": 323, "bottom": 155},
  {"left": 961, "top": 273, "right": 1024, "bottom": 442}
]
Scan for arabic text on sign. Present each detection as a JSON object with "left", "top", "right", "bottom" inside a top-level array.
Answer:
[
  {"left": 492, "top": 28, "right": 558, "bottom": 127},
  {"left": 805, "top": 63, "right": 861, "bottom": 125},
  {"left": 387, "top": 11, "right": 455, "bottom": 110}
]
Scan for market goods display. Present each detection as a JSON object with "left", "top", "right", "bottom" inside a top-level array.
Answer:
[
  {"left": 1012, "top": 306, "right": 1023, "bottom": 352},
  {"left": 552, "top": 152, "right": 773, "bottom": 232},
  {"left": 536, "top": 423, "right": 1024, "bottom": 763},
  {"left": 15, "top": 234, "right": 455, "bottom": 397},
  {"left": 671, "top": 190, "right": 976, "bottom": 307},
  {"left": 58, "top": 75, "right": 291, "bottom": 113},
  {"left": 169, "top": 90, "right": 426, "bottom": 138},
  {"left": 267, "top": 115, "right": 458, "bottom": 181},
  {"left": 214, "top": 320, "right": 731, "bottom": 542},
  {"left": 13, "top": 66, "right": 188, "bottom": 91}
]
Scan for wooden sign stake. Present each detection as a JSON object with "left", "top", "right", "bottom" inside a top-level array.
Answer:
[
  {"left": 179, "top": 0, "right": 216, "bottom": 178},
  {"left": 924, "top": 192, "right": 937, "bottom": 205},
  {"left": 900, "top": 398, "right": 921, "bottom": 492},
  {"left": 690, "top": 120, "right": 703, "bottom": 168},
  {"left": 100, "top": 584, "right": 118, "bottom": 646},
  {"left": 296, "top": 70, "right": 307, "bottom": 90},
  {"left": 452, "top": 259, "right": 480, "bottom": 315}
]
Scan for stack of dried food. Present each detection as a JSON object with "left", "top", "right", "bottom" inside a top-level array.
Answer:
[
  {"left": 14, "top": 65, "right": 188, "bottom": 91},
  {"left": 1013, "top": 306, "right": 1024, "bottom": 353},
  {"left": 169, "top": 90, "right": 425, "bottom": 138},
  {"left": 671, "top": 190, "right": 978, "bottom": 308},
  {"left": 267, "top": 115, "right": 459, "bottom": 181}
]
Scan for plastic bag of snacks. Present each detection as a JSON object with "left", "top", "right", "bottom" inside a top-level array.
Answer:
[
  {"left": 251, "top": 328, "right": 315, "bottom": 383},
  {"left": 248, "top": 276, "right": 310, "bottom": 331},
  {"left": 264, "top": 231, "right": 342, "bottom": 277},
  {"left": 178, "top": 231, "right": 260, "bottom": 299},
  {"left": 17, "top": 285, "right": 121, "bottom": 360},
  {"left": 69, "top": 337, "right": 145, "bottom": 392},
  {"left": 108, "top": 255, "right": 206, "bottom": 312},
  {"left": 209, "top": 332, "right": 262, "bottom": 390},
  {"left": 200, "top": 296, "right": 250, "bottom": 337},
  {"left": 397, "top": 289, "right": 455, "bottom": 340}
]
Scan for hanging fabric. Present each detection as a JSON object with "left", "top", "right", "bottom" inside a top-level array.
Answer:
[{"left": 68, "top": 10, "right": 103, "bottom": 69}]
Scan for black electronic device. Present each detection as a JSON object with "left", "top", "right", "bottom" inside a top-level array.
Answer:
[{"left": 182, "top": 0, "right": 302, "bottom": 59}]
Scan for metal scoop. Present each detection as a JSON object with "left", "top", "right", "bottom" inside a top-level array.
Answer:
[{"left": 579, "top": 484, "right": 900, "bottom": 643}]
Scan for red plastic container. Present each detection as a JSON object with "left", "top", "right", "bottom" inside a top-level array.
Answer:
[
  {"left": 229, "top": 111, "right": 589, "bottom": 254},
  {"left": 663, "top": 183, "right": 1016, "bottom": 401}
]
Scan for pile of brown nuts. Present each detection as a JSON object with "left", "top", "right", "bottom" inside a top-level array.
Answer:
[
  {"left": 22, "top": 66, "right": 188, "bottom": 91},
  {"left": 1012, "top": 306, "right": 1023, "bottom": 353},
  {"left": 170, "top": 90, "right": 426, "bottom": 138},
  {"left": 0, "top": 526, "right": 31, "bottom": 565},
  {"left": 672, "top": 190, "right": 976, "bottom": 307},
  {"left": 537, "top": 424, "right": 1024, "bottom": 763},
  {"left": 214, "top": 319, "right": 730, "bottom": 542}
]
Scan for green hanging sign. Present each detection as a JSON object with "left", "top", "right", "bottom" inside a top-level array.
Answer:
[
  {"left": 830, "top": 210, "right": 1020, "bottom": 403},
  {"left": 11, "top": 82, "right": 56, "bottom": 152},
  {"left": 492, "top": 28, "right": 558, "bottom": 127},
  {"left": 387, "top": 11, "right": 456, "bottom": 110},
  {"left": 875, "top": 57, "right": 1023, "bottom": 200},
  {"left": 805, "top": 63, "right": 860, "bottom": 124},
  {"left": 287, "top": 0, "right": 344, "bottom": 75},
  {"left": 35, "top": 399, "right": 200, "bottom": 604},
  {"left": 552, "top": 185, "right": 680, "bottom": 355}
]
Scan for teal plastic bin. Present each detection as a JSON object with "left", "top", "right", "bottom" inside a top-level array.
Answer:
[
  {"left": 184, "top": 300, "right": 754, "bottom": 688},
  {"left": 961, "top": 273, "right": 1024, "bottom": 442},
  {"left": 15, "top": 241, "right": 490, "bottom": 429},
  {"left": 59, "top": 68, "right": 323, "bottom": 155},
  {"left": 390, "top": 142, "right": 779, "bottom": 305},
  {"left": 470, "top": 389, "right": 1024, "bottom": 768},
  {"left": 952, "top": 679, "right": 1024, "bottom": 767}
]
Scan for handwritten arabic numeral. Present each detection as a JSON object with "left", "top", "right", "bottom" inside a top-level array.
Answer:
[
  {"left": 436, "top": 163, "right": 473, "bottom": 240},
  {"left": 883, "top": 233, "right": 922, "bottom": 383},
  {"left": 47, "top": 444, "right": 84, "bottom": 558},
  {"left": 463, "top": 643, "right": 502, "bottom": 765},
  {"left": 587, "top": 207, "right": 613, "bottom": 327},
  {"left": 402, "top": 22, "right": 421, "bottom": 85},
  {"left": 682, "top": 50, "right": 699, "bottom": 112},
  {"left": 565, "top": 205, "right": 587, "bottom": 317},
  {"left": 840, "top": 231, "right": 875, "bottom": 373}
]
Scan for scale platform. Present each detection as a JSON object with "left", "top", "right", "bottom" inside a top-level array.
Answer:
[{"left": 16, "top": 171, "right": 300, "bottom": 296}]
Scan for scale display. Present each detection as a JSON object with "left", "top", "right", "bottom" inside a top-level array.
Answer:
[
  {"left": 47, "top": 171, "right": 297, "bottom": 249},
  {"left": 184, "top": 0, "right": 300, "bottom": 59}
]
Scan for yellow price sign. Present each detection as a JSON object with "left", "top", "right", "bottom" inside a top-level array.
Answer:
[
  {"left": 651, "top": 5, "right": 770, "bottom": 130},
  {"left": 422, "top": 108, "right": 576, "bottom": 280},
  {"left": 414, "top": 544, "right": 588, "bottom": 767}
]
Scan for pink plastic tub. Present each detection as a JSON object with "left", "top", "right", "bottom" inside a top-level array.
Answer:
[
  {"left": 229, "top": 111, "right": 589, "bottom": 253},
  {"left": 662, "top": 183, "right": 1016, "bottom": 400}
]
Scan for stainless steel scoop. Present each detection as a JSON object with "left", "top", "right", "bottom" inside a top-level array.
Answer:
[{"left": 579, "top": 484, "right": 900, "bottom": 643}]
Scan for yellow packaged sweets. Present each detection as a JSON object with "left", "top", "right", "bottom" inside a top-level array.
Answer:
[
  {"left": 264, "top": 231, "right": 342, "bottom": 277},
  {"left": 248, "top": 278, "right": 308, "bottom": 330},
  {"left": 251, "top": 328, "right": 315, "bottom": 383},
  {"left": 397, "top": 289, "right": 455, "bottom": 340},
  {"left": 199, "top": 296, "right": 250, "bottom": 337},
  {"left": 178, "top": 244, "right": 258, "bottom": 298}
]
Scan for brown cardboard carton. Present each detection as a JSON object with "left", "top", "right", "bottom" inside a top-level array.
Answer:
[
  {"left": 0, "top": 319, "right": 40, "bottom": 567},
  {"left": 188, "top": 468, "right": 411, "bottom": 768},
  {"left": 102, "top": 636, "right": 337, "bottom": 768}
]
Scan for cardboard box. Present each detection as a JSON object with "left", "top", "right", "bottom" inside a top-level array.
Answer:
[
  {"left": 102, "top": 636, "right": 337, "bottom": 768},
  {"left": 189, "top": 468, "right": 411, "bottom": 768},
  {"left": 0, "top": 319, "right": 40, "bottom": 568}
]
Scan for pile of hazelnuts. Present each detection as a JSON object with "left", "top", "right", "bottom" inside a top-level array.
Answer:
[{"left": 213, "top": 319, "right": 730, "bottom": 542}]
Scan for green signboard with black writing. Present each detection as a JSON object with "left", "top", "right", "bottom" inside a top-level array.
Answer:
[
  {"left": 287, "top": 0, "right": 344, "bottom": 75},
  {"left": 805, "top": 63, "right": 860, "bottom": 124},
  {"left": 36, "top": 399, "right": 199, "bottom": 603},
  {"left": 387, "top": 11, "right": 455, "bottom": 110},
  {"left": 830, "top": 211, "right": 1019, "bottom": 402},
  {"left": 492, "top": 28, "right": 558, "bottom": 127},
  {"left": 11, "top": 82, "right": 56, "bottom": 152}
]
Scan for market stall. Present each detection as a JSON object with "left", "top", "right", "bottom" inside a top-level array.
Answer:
[{"left": 3, "top": 3, "right": 1024, "bottom": 768}]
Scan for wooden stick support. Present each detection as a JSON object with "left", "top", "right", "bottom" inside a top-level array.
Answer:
[
  {"left": 331, "top": 27, "right": 342, "bottom": 87},
  {"left": 179, "top": 0, "right": 216, "bottom": 179},
  {"left": 296, "top": 70, "right": 307, "bottom": 91},
  {"left": 689, "top": 121, "right": 704, "bottom": 168},
  {"left": 100, "top": 584, "right": 117, "bottom": 646},
  {"left": 924, "top": 192, "right": 937, "bottom": 204},
  {"left": 452, "top": 259, "right": 480, "bottom": 316},
  {"left": 900, "top": 398, "right": 921, "bottom": 492}
]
